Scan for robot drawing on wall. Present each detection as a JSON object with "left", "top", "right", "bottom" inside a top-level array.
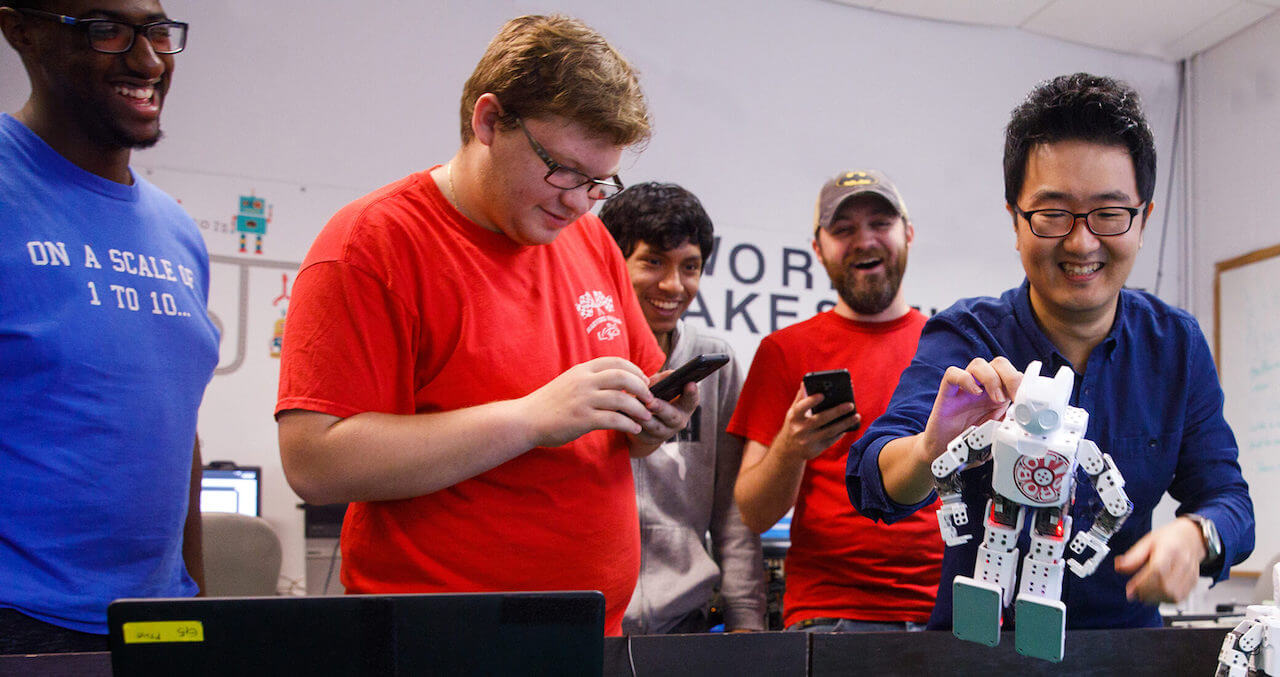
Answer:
[
  {"left": 931, "top": 360, "right": 1134, "bottom": 662},
  {"left": 235, "top": 194, "right": 270, "bottom": 255},
  {"left": 1217, "top": 562, "right": 1279, "bottom": 676}
]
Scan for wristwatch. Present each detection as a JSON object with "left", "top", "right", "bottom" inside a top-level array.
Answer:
[{"left": 1185, "top": 513, "right": 1223, "bottom": 574}]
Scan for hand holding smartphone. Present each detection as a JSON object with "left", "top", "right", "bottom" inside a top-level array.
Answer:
[
  {"left": 802, "top": 369, "right": 859, "bottom": 432},
  {"left": 650, "top": 353, "right": 730, "bottom": 401}
]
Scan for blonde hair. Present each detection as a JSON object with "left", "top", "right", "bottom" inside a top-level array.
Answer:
[{"left": 459, "top": 15, "right": 649, "bottom": 147}]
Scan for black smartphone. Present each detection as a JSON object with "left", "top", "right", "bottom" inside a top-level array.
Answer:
[
  {"left": 803, "top": 369, "right": 859, "bottom": 432},
  {"left": 650, "top": 353, "right": 730, "bottom": 401}
]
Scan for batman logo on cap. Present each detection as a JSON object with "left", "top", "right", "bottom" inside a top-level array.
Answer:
[{"left": 837, "top": 171, "right": 877, "bottom": 187}]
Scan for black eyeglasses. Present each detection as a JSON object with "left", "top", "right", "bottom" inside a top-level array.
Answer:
[
  {"left": 1012, "top": 205, "right": 1143, "bottom": 238},
  {"left": 515, "top": 117, "right": 624, "bottom": 200},
  {"left": 16, "top": 7, "right": 188, "bottom": 54}
]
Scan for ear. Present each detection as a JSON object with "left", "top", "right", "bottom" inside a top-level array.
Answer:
[
  {"left": 1137, "top": 202, "right": 1154, "bottom": 247},
  {"left": 0, "top": 7, "right": 37, "bottom": 54},
  {"left": 1007, "top": 204, "right": 1022, "bottom": 251},
  {"left": 471, "top": 93, "right": 504, "bottom": 147},
  {"left": 811, "top": 229, "right": 824, "bottom": 261},
  {"left": 903, "top": 219, "right": 915, "bottom": 247}
]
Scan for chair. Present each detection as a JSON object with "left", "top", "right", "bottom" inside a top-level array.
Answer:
[{"left": 201, "top": 512, "right": 282, "bottom": 597}]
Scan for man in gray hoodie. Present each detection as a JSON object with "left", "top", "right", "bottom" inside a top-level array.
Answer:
[{"left": 602, "top": 182, "right": 766, "bottom": 634}]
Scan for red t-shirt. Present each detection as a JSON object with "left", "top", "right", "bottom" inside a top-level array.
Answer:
[
  {"left": 276, "top": 169, "right": 664, "bottom": 635},
  {"left": 727, "top": 310, "right": 942, "bottom": 626}
]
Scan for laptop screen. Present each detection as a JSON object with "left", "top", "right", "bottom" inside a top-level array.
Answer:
[{"left": 200, "top": 465, "right": 260, "bottom": 517}]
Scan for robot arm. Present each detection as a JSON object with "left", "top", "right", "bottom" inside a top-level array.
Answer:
[
  {"left": 931, "top": 421, "right": 998, "bottom": 546},
  {"left": 1066, "top": 439, "right": 1134, "bottom": 577}
]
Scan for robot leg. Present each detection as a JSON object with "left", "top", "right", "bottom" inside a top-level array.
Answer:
[
  {"left": 953, "top": 497, "right": 1023, "bottom": 648},
  {"left": 1257, "top": 611, "right": 1278, "bottom": 676},
  {"left": 1215, "top": 606, "right": 1274, "bottom": 677},
  {"left": 1015, "top": 506, "right": 1070, "bottom": 663}
]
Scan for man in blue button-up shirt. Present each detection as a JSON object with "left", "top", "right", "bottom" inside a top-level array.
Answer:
[{"left": 846, "top": 72, "right": 1254, "bottom": 631}]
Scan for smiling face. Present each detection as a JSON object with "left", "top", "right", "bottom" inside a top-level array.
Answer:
[
  {"left": 1012, "top": 140, "right": 1149, "bottom": 327},
  {"left": 624, "top": 239, "right": 703, "bottom": 344},
  {"left": 477, "top": 113, "right": 623, "bottom": 246},
  {"left": 21, "top": 0, "right": 175, "bottom": 150},
  {"left": 813, "top": 193, "right": 913, "bottom": 321}
]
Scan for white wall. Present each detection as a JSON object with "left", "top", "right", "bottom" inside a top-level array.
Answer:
[
  {"left": 1188, "top": 10, "right": 1280, "bottom": 574},
  {"left": 1188, "top": 10, "right": 1280, "bottom": 330},
  {"left": 1, "top": 0, "right": 1184, "bottom": 592}
]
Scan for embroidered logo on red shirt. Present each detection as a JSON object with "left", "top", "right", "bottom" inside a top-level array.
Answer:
[{"left": 576, "top": 290, "right": 621, "bottom": 341}]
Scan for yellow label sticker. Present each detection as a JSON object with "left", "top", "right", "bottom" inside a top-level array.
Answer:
[{"left": 121, "top": 620, "right": 205, "bottom": 644}]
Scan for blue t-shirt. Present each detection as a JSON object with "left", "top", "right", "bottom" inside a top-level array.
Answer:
[
  {"left": 0, "top": 113, "right": 219, "bottom": 634},
  {"left": 847, "top": 280, "right": 1254, "bottom": 630}
]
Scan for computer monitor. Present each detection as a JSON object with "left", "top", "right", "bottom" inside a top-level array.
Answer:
[
  {"left": 761, "top": 510, "right": 791, "bottom": 560},
  {"left": 761, "top": 511, "right": 791, "bottom": 545},
  {"left": 200, "top": 463, "right": 261, "bottom": 517}
]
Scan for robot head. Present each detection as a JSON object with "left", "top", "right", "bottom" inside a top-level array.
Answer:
[{"left": 1009, "top": 361, "right": 1073, "bottom": 436}]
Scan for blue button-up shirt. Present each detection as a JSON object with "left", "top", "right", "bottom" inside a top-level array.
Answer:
[{"left": 847, "top": 281, "right": 1254, "bottom": 629}]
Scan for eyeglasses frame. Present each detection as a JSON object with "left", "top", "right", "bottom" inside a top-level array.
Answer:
[
  {"left": 514, "top": 116, "right": 624, "bottom": 200},
  {"left": 1012, "top": 204, "right": 1144, "bottom": 238},
  {"left": 14, "top": 7, "right": 188, "bottom": 55}
]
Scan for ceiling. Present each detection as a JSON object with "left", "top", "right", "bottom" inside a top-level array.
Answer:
[{"left": 830, "top": 0, "right": 1280, "bottom": 62}]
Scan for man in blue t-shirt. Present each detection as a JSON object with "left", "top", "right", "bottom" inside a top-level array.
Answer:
[
  {"left": 847, "top": 73, "right": 1254, "bottom": 639},
  {"left": 0, "top": 0, "right": 218, "bottom": 654}
]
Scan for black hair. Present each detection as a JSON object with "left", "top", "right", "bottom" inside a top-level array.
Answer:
[
  {"left": 1004, "top": 72, "right": 1157, "bottom": 205},
  {"left": 599, "top": 182, "right": 715, "bottom": 260}
]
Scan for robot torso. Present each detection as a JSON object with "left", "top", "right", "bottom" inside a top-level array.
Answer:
[{"left": 989, "top": 367, "right": 1089, "bottom": 508}]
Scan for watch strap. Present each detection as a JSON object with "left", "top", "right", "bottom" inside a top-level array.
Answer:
[{"left": 1186, "top": 513, "right": 1223, "bottom": 574}]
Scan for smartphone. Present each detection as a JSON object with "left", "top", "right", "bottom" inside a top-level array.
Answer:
[
  {"left": 650, "top": 353, "right": 730, "bottom": 401},
  {"left": 803, "top": 369, "right": 859, "bottom": 432}
]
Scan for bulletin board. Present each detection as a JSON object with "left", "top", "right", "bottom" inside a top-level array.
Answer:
[{"left": 1214, "top": 242, "right": 1280, "bottom": 573}]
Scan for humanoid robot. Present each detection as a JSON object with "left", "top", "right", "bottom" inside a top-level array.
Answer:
[
  {"left": 931, "top": 360, "right": 1134, "bottom": 662},
  {"left": 1217, "top": 563, "right": 1280, "bottom": 676}
]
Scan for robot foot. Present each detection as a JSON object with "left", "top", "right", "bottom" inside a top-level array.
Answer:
[
  {"left": 953, "top": 576, "right": 1003, "bottom": 648},
  {"left": 1014, "top": 595, "right": 1066, "bottom": 663}
]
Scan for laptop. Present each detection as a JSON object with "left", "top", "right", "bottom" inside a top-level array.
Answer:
[{"left": 108, "top": 591, "right": 604, "bottom": 676}]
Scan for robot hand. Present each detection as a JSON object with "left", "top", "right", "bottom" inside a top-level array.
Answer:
[
  {"left": 937, "top": 500, "right": 972, "bottom": 547},
  {"left": 1066, "top": 528, "right": 1109, "bottom": 577}
]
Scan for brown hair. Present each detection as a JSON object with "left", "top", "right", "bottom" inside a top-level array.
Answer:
[{"left": 459, "top": 15, "right": 649, "bottom": 147}]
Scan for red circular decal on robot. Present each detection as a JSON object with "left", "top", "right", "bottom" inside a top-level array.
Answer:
[{"left": 1013, "top": 452, "right": 1070, "bottom": 502}]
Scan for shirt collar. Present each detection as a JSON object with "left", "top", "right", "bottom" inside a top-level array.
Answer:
[
  {"left": 1011, "top": 279, "right": 1071, "bottom": 372},
  {"left": 1011, "top": 279, "right": 1125, "bottom": 371},
  {"left": 1103, "top": 290, "right": 1126, "bottom": 357}
]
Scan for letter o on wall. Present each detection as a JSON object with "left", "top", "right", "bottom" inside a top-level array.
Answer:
[{"left": 729, "top": 244, "right": 765, "bottom": 285}]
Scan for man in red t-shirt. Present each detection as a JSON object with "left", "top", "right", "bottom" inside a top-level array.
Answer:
[
  {"left": 274, "top": 15, "right": 697, "bottom": 636},
  {"left": 727, "top": 170, "right": 943, "bottom": 631}
]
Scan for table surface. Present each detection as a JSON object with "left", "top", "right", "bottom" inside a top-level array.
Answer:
[{"left": 0, "top": 626, "right": 1230, "bottom": 677}]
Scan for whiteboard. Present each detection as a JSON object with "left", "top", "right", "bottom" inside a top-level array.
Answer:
[{"left": 1215, "top": 243, "right": 1280, "bottom": 573}]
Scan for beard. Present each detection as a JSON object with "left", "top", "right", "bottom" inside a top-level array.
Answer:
[
  {"left": 67, "top": 87, "right": 165, "bottom": 151},
  {"left": 825, "top": 245, "right": 908, "bottom": 315},
  {"left": 121, "top": 128, "right": 163, "bottom": 149}
]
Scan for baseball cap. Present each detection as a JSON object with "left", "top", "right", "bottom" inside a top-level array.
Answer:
[{"left": 814, "top": 169, "right": 909, "bottom": 232}]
